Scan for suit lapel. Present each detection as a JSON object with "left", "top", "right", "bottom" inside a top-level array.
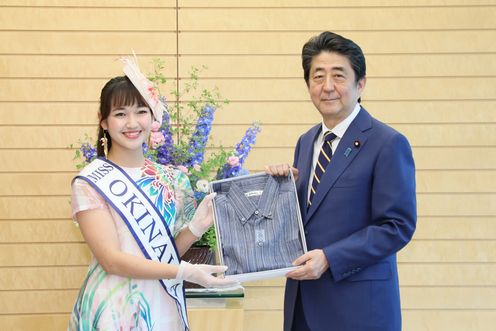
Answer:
[
  {"left": 306, "top": 108, "right": 372, "bottom": 223},
  {"left": 297, "top": 125, "right": 321, "bottom": 220}
]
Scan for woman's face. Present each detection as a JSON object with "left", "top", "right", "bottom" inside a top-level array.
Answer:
[{"left": 101, "top": 102, "right": 152, "bottom": 155}]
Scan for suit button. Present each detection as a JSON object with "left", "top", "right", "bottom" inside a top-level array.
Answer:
[{"left": 304, "top": 230, "right": 309, "bottom": 235}]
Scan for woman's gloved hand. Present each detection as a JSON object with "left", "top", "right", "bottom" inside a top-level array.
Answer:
[
  {"left": 188, "top": 192, "right": 216, "bottom": 238},
  {"left": 176, "top": 261, "right": 239, "bottom": 288}
]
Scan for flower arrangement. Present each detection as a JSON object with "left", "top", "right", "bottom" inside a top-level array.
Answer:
[{"left": 73, "top": 60, "right": 261, "bottom": 249}]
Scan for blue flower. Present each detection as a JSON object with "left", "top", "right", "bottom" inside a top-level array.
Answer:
[
  {"left": 80, "top": 143, "right": 96, "bottom": 163},
  {"left": 234, "top": 124, "right": 261, "bottom": 166},
  {"left": 155, "top": 109, "right": 176, "bottom": 164},
  {"left": 185, "top": 104, "right": 215, "bottom": 167},
  {"left": 219, "top": 123, "right": 261, "bottom": 179}
]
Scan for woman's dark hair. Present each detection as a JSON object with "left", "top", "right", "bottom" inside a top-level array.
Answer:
[{"left": 96, "top": 76, "right": 149, "bottom": 157}]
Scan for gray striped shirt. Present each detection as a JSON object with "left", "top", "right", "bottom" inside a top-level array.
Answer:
[{"left": 212, "top": 174, "right": 304, "bottom": 275}]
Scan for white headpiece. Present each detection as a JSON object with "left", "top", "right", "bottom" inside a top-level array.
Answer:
[{"left": 120, "top": 52, "right": 167, "bottom": 124}]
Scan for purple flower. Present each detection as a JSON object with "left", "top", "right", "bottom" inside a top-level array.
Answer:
[
  {"left": 80, "top": 142, "right": 96, "bottom": 163},
  {"left": 219, "top": 123, "right": 261, "bottom": 179},
  {"left": 155, "top": 109, "right": 176, "bottom": 165},
  {"left": 185, "top": 104, "right": 215, "bottom": 167},
  {"left": 234, "top": 123, "right": 261, "bottom": 166}
]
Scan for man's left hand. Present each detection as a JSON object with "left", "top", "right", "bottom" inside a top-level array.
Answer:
[{"left": 286, "top": 249, "right": 329, "bottom": 280}]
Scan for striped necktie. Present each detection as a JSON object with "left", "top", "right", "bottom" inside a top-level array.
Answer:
[{"left": 308, "top": 131, "right": 337, "bottom": 207}]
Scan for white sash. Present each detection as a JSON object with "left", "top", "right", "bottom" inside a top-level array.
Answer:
[{"left": 75, "top": 158, "right": 189, "bottom": 330}]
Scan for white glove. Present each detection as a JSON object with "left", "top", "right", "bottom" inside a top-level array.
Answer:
[
  {"left": 176, "top": 261, "right": 239, "bottom": 288},
  {"left": 188, "top": 192, "right": 216, "bottom": 238}
]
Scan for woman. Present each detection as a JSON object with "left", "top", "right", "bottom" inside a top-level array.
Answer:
[{"left": 68, "top": 57, "right": 236, "bottom": 330}]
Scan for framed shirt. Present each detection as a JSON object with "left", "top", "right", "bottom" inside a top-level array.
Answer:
[{"left": 210, "top": 172, "right": 307, "bottom": 282}]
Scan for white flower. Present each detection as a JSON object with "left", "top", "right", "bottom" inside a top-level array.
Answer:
[{"left": 196, "top": 179, "right": 209, "bottom": 193}]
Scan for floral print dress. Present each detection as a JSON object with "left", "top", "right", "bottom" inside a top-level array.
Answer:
[{"left": 68, "top": 159, "right": 196, "bottom": 331}]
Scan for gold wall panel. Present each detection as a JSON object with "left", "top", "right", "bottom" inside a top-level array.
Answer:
[
  {"left": 1, "top": 1, "right": 494, "bottom": 330},
  {"left": 0, "top": 7, "right": 176, "bottom": 30},
  {"left": 178, "top": 7, "right": 496, "bottom": 30}
]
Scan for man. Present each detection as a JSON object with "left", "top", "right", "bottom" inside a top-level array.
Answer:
[{"left": 266, "top": 31, "right": 416, "bottom": 330}]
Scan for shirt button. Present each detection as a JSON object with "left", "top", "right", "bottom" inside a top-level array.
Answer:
[
  {"left": 241, "top": 217, "right": 246, "bottom": 221},
  {"left": 257, "top": 241, "right": 263, "bottom": 246},
  {"left": 254, "top": 210, "right": 259, "bottom": 215}
]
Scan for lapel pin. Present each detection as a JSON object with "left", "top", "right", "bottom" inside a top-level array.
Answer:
[
  {"left": 354, "top": 140, "right": 361, "bottom": 148},
  {"left": 344, "top": 147, "right": 352, "bottom": 157}
]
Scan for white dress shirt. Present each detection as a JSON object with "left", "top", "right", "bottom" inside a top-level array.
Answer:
[{"left": 307, "top": 103, "right": 361, "bottom": 201}]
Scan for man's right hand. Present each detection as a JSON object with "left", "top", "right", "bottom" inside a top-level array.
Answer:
[{"left": 264, "top": 163, "right": 299, "bottom": 181}]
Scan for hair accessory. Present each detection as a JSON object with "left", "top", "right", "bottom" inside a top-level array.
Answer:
[
  {"left": 120, "top": 51, "right": 167, "bottom": 124},
  {"left": 100, "top": 130, "right": 109, "bottom": 158}
]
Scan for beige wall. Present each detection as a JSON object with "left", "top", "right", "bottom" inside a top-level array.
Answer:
[{"left": 1, "top": 1, "right": 495, "bottom": 330}]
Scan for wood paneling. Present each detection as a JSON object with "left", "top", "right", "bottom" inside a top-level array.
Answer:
[
  {"left": 414, "top": 217, "right": 496, "bottom": 239},
  {"left": 1, "top": 123, "right": 493, "bottom": 149},
  {"left": 244, "top": 262, "right": 496, "bottom": 287},
  {"left": 402, "top": 287, "right": 496, "bottom": 309},
  {"left": 0, "top": 78, "right": 176, "bottom": 102},
  {"left": 399, "top": 263, "right": 496, "bottom": 286},
  {"left": 0, "top": 146, "right": 494, "bottom": 174},
  {"left": 0, "top": 197, "right": 73, "bottom": 219},
  {"left": 0, "top": 220, "right": 82, "bottom": 243},
  {"left": 2, "top": 216, "right": 493, "bottom": 244},
  {"left": 0, "top": 315, "right": 69, "bottom": 331},
  {"left": 0, "top": 55, "right": 177, "bottom": 78},
  {"left": 0, "top": 243, "right": 91, "bottom": 266},
  {"left": 3, "top": 239, "right": 494, "bottom": 268},
  {"left": 399, "top": 240, "right": 496, "bottom": 262},
  {"left": 175, "top": 77, "right": 496, "bottom": 101},
  {"left": 2, "top": 170, "right": 494, "bottom": 196},
  {"left": 0, "top": 7, "right": 177, "bottom": 31},
  {"left": 188, "top": 308, "right": 244, "bottom": 331},
  {"left": 403, "top": 310, "right": 496, "bottom": 331},
  {"left": 179, "top": 7, "right": 496, "bottom": 31},
  {"left": 417, "top": 193, "right": 496, "bottom": 216},
  {"left": 242, "top": 310, "right": 496, "bottom": 331},
  {"left": 178, "top": 31, "right": 496, "bottom": 54},
  {"left": 0, "top": 290, "right": 77, "bottom": 314},
  {"left": 179, "top": 53, "right": 496, "bottom": 78},
  {"left": 0, "top": 266, "right": 86, "bottom": 290},
  {"left": 180, "top": 0, "right": 496, "bottom": 7},
  {"left": 0, "top": 31, "right": 177, "bottom": 55},
  {"left": 1, "top": 0, "right": 175, "bottom": 6},
  {"left": 0, "top": 150, "right": 81, "bottom": 173},
  {"left": 2, "top": 100, "right": 495, "bottom": 125}
]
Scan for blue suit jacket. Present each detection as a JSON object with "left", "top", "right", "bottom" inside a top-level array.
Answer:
[{"left": 284, "top": 108, "right": 416, "bottom": 331}]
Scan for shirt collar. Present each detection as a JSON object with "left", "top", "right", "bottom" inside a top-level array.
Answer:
[
  {"left": 226, "top": 175, "right": 280, "bottom": 225},
  {"left": 320, "top": 103, "right": 361, "bottom": 139}
]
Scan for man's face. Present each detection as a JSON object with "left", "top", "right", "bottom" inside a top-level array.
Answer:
[{"left": 308, "top": 51, "right": 366, "bottom": 128}]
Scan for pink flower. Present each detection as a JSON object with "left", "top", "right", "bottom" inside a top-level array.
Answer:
[
  {"left": 150, "top": 131, "right": 165, "bottom": 149},
  {"left": 151, "top": 121, "right": 161, "bottom": 132},
  {"left": 146, "top": 83, "right": 159, "bottom": 102},
  {"left": 227, "top": 156, "right": 240, "bottom": 167},
  {"left": 177, "top": 165, "right": 190, "bottom": 175}
]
